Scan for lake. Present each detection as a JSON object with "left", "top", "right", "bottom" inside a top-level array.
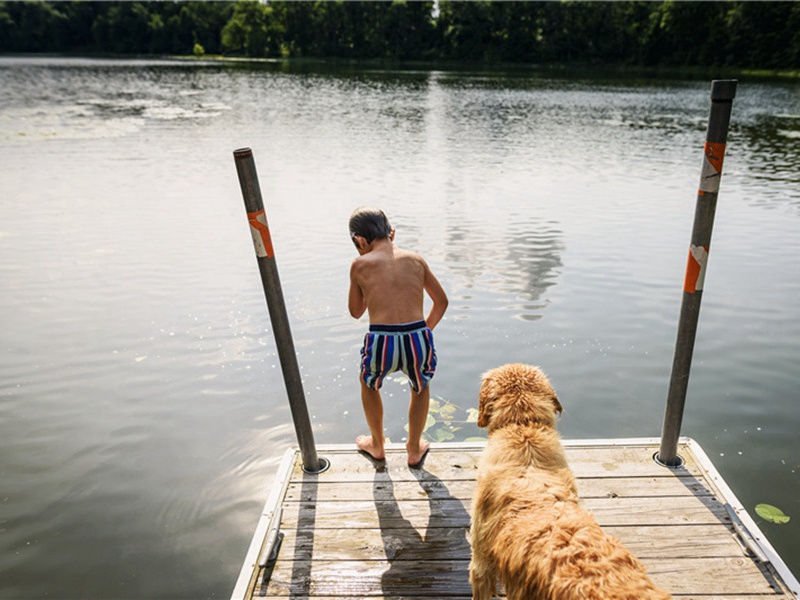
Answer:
[{"left": 0, "top": 56, "right": 798, "bottom": 598}]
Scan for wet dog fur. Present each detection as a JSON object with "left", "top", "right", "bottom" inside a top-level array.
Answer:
[{"left": 469, "top": 363, "right": 671, "bottom": 600}]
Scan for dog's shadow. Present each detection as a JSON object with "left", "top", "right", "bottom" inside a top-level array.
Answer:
[{"left": 372, "top": 465, "right": 471, "bottom": 595}]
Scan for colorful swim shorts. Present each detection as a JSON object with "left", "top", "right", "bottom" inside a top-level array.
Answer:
[{"left": 359, "top": 320, "right": 437, "bottom": 393}]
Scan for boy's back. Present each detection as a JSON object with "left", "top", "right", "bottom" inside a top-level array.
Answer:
[{"left": 351, "top": 244, "right": 426, "bottom": 326}]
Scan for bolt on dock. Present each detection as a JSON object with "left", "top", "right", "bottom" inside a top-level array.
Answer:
[{"left": 232, "top": 438, "right": 798, "bottom": 599}]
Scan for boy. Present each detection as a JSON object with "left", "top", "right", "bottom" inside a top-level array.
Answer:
[{"left": 348, "top": 207, "right": 448, "bottom": 467}]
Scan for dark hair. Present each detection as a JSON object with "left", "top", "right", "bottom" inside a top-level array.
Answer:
[{"left": 349, "top": 206, "right": 392, "bottom": 243}]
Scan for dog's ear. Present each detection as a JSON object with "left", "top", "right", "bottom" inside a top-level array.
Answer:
[
  {"left": 552, "top": 393, "right": 564, "bottom": 416},
  {"left": 477, "top": 372, "right": 498, "bottom": 428},
  {"left": 478, "top": 398, "right": 493, "bottom": 428}
]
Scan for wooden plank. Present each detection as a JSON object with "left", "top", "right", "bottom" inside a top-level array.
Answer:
[
  {"left": 257, "top": 596, "right": 787, "bottom": 599},
  {"left": 291, "top": 452, "right": 478, "bottom": 482},
  {"left": 607, "top": 524, "right": 745, "bottom": 559},
  {"left": 260, "top": 559, "right": 473, "bottom": 597},
  {"left": 644, "top": 557, "right": 783, "bottom": 595},
  {"left": 283, "top": 475, "right": 714, "bottom": 503},
  {"left": 280, "top": 495, "right": 730, "bottom": 530},
  {"left": 275, "top": 524, "right": 746, "bottom": 562},
  {"left": 277, "top": 525, "right": 472, "bottom": 561},
  {"left": 574, "top": 476, "right": 714, "bottom": 499},
  {"left": 566, "top": 445, "right": 702, "bottom": 478},
  {"left": 282, "top": 498, "right": 469, "bottom": 530},
  {"left": 585, "top": 495, "right": 730, "bottom": 526},
  {"left": 258, "top": 594, "right": 788, "bottom": 600},
  {"left": 259, "top": 556, "right": 780, "bottom": 597},
  {"left": 294, "top": 446, "right": 703, "bottom": 481}
]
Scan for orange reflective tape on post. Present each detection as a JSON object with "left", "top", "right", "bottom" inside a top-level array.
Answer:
[
  {"left": 698, "top": 141, "right": 726, "bottom": 195},
  {"left": 248, "top": 209, "right": 275, "bottom": 258},
  {"left": 683, "top": 245, "right": 709, "bottom": 294},
  {"left": 233, "top": 147, "right": 325, "bottom": 474},
  {"left": 659, "top": 79, "right": 736, "bottom": 468}
]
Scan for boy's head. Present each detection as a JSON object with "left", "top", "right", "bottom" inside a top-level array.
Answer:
[{"left": 349, "top": 206, "right": 393, "bottom": 247}]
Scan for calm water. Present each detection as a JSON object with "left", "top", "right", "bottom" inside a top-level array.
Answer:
[{"left": 1, "top": 57, "right": 798, "bottom": 597}]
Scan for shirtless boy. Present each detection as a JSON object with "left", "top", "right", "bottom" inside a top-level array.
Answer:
[{"left": 348, "top": 207, "right": 448, "bottom": 467}]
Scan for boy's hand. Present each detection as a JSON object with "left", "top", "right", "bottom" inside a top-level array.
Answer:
[{"left": 348, "top": 259, "right": 367, "bottom": 319}]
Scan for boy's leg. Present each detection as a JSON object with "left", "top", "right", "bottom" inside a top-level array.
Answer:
[
  {"left": 357, "top": 380, "right": 386, "bottom": 460},
  {"left": 407, "top": 384, "right": 431, "bottom": 467}
]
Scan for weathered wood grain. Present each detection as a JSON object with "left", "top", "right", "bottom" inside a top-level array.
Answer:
[
  {"left": 275, "top": 523, "right": 745, "bottom": 562},
  {"left": 256, "top": 596, "right": 787, "bottom": 599},
  {"left": 644, "top": 557, "right": 782, "bottom": 595},
  {"left": 284, "top": 475, "right": 713, "bottom": 503},
  {"left": 257, "top": 596, "right": 787, "bottom": 599},
  {"left": 291, "top": 446, "right": 703, "bottom": 482},
  {"left": 280, "top": 494, "right": 730, "bottom": 530},
  {"left": 259, "top": 556, "right": 780, "bottom": 597},
  {"left": 260, "top": 559, "right": 473, "bottom": 597}
]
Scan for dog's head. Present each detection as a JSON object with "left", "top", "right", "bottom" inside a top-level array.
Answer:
[{"left": 478, "top": 363, "right": 563, "bottom": 431}]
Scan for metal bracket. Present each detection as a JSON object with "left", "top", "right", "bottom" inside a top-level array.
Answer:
[
  {"left": 724, "top": 503, "right": 768, "bottom": 563},
  {"left": 258, "top": 508, "right": 284, "bottom": 586}
]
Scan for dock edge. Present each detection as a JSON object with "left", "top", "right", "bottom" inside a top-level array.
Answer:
[{"left": 229, "top": 437, "right": 799, "bottom": 599}]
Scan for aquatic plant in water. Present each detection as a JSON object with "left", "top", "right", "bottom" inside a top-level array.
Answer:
[
  {"left": 755, "top": 504, "right": 791, "bottom": 525},
  {"left": 396, "top": 382, "right": 486, "bottom": 443}
]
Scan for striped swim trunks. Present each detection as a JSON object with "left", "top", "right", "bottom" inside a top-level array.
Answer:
[{"left": 360, "top": 320, "right": 437, "bottom": 393}]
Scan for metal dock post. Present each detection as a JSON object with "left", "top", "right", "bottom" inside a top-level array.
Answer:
[
  {"left": 233, "top": 147, "right": 328, "bottom": 474},
  {"left": 657, "top": 80, "right": 737, "bottom": 467}
]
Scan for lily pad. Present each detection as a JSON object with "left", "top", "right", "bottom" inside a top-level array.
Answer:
[
  {"left": 755, "top": 504, "right": 791, "bottom": 524},
  {"left": 438, "top": 403, "right": 457, "bottom": 420},
  {"left": 432, "top": 429, "right": 455, "bottom": 442},
  {"left": 464, "top": 436, "right": 488, "bottom": 442}
]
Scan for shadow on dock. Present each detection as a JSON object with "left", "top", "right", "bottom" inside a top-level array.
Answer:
[
  {"left": 288, "top": 472, "right": 317, "bottom": 600},
  {"left": 373, "top": 465, "right": 472, "bottom": 596}
]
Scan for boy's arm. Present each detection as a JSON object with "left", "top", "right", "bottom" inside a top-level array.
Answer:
[
  {"left": 422, "top": 260, "right": 448, "bottom": 330},
  {"left": 348, "top": 260, "right": 367, "bottom": 319}
]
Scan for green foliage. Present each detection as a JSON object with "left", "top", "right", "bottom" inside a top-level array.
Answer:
[
  {"left": 0, "top": 1, "right": 798, "bottom": 69},
  {"left": 221, "top": 1, "right": 284, "bottom": 57},
  {"left": 755, "top": 503, "right": 791, "bottom": 524},
  {"left": 193, "top": 42, "right": 204, "bottom": 57},
  {"left": 403, "top": 395, "right": 486, "bottom": 443}
]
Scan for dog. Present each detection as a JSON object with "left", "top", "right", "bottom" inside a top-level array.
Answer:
[{"left": 469, "top": 364, "right": 671, "bottom": 600}]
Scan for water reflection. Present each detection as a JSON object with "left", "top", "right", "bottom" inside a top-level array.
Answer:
[
  {"left": 736, "top": 113, "right": 800, "bottom": 209},
  {"left": 505, "top": 217, "right": 564, "bottom": 318},
  {"left": 445, "top": 216, "right": 564, "bottom": 321}
]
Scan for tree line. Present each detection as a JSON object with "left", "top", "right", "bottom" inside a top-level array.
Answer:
[{"left": 1, "top": 1, "right": 799, "bottom": 69}]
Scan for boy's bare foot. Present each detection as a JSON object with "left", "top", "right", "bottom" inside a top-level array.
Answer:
[
  {"left": 356, "top": 435, "right": 385, "bottom": 461},
  {"left": 407, "top": 439, "right": 430, "bottom": 468}
]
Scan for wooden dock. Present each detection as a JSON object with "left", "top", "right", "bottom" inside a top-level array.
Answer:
[{"left": 232, "top": 438, "right": 799, "bottom": 599}]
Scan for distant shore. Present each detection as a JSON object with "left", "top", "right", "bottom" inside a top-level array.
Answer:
[{"left": 4, "top": 52, "right": 798, "bottom": 82}]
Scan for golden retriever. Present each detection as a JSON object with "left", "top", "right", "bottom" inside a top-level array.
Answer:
[{"left": 469, "top": 363, "right": 671, "bottom": 600}]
